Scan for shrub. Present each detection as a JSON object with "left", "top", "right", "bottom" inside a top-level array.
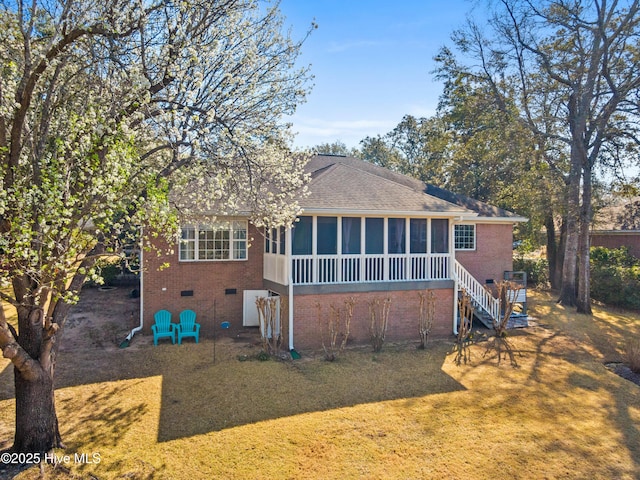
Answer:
[
  {"left": 256, "top": 296, "right": 282, "bottom": 356},
  {"left": 369, "top": 297, "right": 391, "bottom": 352},
  {"left": 590, "top": 247, "right": 640, "bottom": 310},
  {"left": 418, "top": 290, "right": 435, "bottom": 349},
  {"left": 88, "top": 259, "right": 122, "bottom": 286},
  {"left": 513, "top": 257, "right": 549, "bottom": 287},
  {"left": 317, "top": 298, "right": 354, "bottom": 361}
]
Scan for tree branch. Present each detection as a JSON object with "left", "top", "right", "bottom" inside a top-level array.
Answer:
[{"left": 0, "top": 305, "right": 42, "bottom": 381}]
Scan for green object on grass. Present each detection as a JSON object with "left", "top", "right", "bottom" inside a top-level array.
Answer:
[{"left": 290, "top": 349, "right": 301, "bottom": 360}]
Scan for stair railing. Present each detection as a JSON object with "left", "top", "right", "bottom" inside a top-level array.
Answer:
[{"left": 454, "top": 261, "right": 500, "bottom": 324}]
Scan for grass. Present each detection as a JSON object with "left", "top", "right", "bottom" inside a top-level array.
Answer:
[{"left": 1, "top": 289, "right": 640, "bottom": 479}]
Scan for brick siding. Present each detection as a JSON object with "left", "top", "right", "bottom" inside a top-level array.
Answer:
[
  {"left": 591, "top": 232, "right": 640, "bottom": 259},
  {"left": 455, "top": 223, "right": 514, "bottom": 284},
  {"left": 143, "top": 223, "right": 264, "bottom": 337},
  {"left": 289, "top": 289, "right": 454, "bottom": 350},
  {"left": 143, "top": 221, "right": 513, "bottom": 351}
]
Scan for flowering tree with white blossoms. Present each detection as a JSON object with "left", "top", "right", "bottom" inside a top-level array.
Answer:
[{"left": 0, "top": 0, "right": 313, "bottom": 454}]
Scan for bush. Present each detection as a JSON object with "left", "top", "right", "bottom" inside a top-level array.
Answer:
[
  {"left": 513, "top": 257, "right": 549, "bottom": 287},
  {"left": 590, "top": 247, "right": 640, "bottom": 310}
]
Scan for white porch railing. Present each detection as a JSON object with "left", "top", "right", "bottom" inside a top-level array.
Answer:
[
  {"left": 291, "top": 253, "right": 451, "bottom": 285},
  {"left": 454, "top": 260, "right": 501, "bottom": 323}
]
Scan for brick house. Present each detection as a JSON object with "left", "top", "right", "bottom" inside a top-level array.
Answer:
[
  {"left": 142, "top": 155, "right": 527, "bottom": 350},
  {"left": 590, "top": 198, "right": 640, "bottom": 259}
]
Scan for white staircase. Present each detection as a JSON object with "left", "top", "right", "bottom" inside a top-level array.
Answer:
[{"left": 454, "top": 261, "right": 529, "bottom": 329}]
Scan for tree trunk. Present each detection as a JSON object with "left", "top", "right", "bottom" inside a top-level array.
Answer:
[
  {"left": 13, "top": 369, "right": 62, "bottom": 453},
  {"left": 576, "top": 166, "right": 593, "bottom": 314},
  {"left": 10, "top": 302, "right": 63, "bottom": 453},
  {"left": 558, "top": 159, "right": 580, "bottom": 306},
  {"left": 5, "top": 265, "right": 91, "bottom": 453},
  {"left": 545, "top": 212, "right": 559, "bottom": 289},
  {"left": 554, "top": 217, "right": 567, "bottom": 290}
]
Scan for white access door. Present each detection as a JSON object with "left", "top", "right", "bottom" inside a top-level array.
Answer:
[{"left": 243, "top": 290, "right": 269, "bottom": 327}]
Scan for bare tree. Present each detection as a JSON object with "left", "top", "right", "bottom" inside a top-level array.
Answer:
[{"left": 437, "top": 0, "right": 640, "bottom": 312}]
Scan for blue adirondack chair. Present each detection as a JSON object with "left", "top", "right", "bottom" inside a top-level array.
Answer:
[
  {"left": 177, "top": 309, "right": 200, "bottom": 344},
  {"left": 152, "top": 310, "right": 176, "bottom": 345}
]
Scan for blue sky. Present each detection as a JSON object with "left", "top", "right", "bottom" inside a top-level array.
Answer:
[{"left": 278, "top": 0, "right": 478, "bottom": 150}]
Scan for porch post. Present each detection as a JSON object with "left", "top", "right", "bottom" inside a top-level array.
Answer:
[
  {"left": 451, "top": 217, "right": 459, "bottom": 334},
  {"left": 360, "top": 216, "right": 366, "bottom": 281},
  {"left": 405, "top": 217, "right": 410, "bottom": 280},
  {"left": 426, "top": 218, "right": 432, "bottom": 280},
  {"left": 383, "top": 217, "right": 389, "bottom": 281},
  {"left": 449, "top": 218, "right": 456, "bottom": 278},
  {"left": 312, "top": 216, "right": 318, "bottom": 284},
  {"left": 337, "top": 216, "right": 342, "bottom": 283}
]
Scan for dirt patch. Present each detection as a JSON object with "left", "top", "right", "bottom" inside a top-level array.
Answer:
[
  {"left": 61, "top": 286, "right": 142, "bottom": 351},
  {"left": 63, "top": 286, "right": 263, "bottom": 351}
]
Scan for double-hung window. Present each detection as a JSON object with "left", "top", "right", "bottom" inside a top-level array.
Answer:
[
  {"left": 180, "top": 220, "right": 247, "bottom": 261},
  {"left": 454, "top": 224, "right": 476, "bottom": 250}
]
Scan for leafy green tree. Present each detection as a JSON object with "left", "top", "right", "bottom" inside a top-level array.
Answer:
[
  {"left": 435, "top": 65, "right": 568, "bottom": 287},
  {"left": 359, "top": 134, "right": 403, "bottom": 170},
  {"left": 0, "top": 0, "right": 312, "bottom": 454},
  {"left": 617, "top": 200, "right": 640, "bottom": 230},
  {"left": 311, "top": 140, "right": 359, "bottom": 157},
  {"left": 360, "top": 115, "right": 449, "bottom": 186}
]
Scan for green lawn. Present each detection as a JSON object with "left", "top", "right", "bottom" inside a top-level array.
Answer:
[{"left": 1, "top": 290, "right": 640, "bottom": 479}]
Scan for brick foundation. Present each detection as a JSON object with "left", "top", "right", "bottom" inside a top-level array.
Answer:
[{"left": 288, "top": 288, "right": 454, "bottom": 351}]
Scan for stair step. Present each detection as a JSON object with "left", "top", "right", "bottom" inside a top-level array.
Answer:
[{"left": 472, "top": 312, "right": 529, "bottom": 330}]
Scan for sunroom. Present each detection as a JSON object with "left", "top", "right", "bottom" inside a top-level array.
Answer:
[{"left": 263, "top": 214, "right": 475, "bottom": 287}]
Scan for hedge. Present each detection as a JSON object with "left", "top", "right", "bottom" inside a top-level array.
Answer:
[
  {"left": 513, "top": 257, "right": 549, "bottom": 287},
  {"left": 590, "top": 246, "right": 640, "bottom": 310}
]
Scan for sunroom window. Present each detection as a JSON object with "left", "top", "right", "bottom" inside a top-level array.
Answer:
[
  {"left": 431, "top": 219, "right": 450, "bottom": 253},
  {"left": 317, "top": 217, "right": 338, "bottom": 254},
  {"left": 410, "top": 218, "right": 427, "bottom": 253},
  {"left": 388, "top": 218, "right": 406, "bottom": 254},
  {"left": 179, "top": 221, "right": 247, "bottom": 261},
  {"left": 265, "top": 226, "right": 287, "bottom": 255},
  {"left": 342, "top": 217, "right": 361, "bottom": 254},
  {"left": 292, "top": 216, "right": 312, "bottom": 255},
  {"left": 365, "top": 218, "right": 384, "bottom": 254}
]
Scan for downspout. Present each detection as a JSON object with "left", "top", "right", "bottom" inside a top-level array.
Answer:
[
  {"left": 288, "top": 270, "right": 294, "bottom": 349},
  {"left": 119, "top": 226, "right": 144, "bottom": 348},
  {"left": 287, "top": 225, "right": 300, "bottom": 358},
  {"left": 453, "top": 271, "right": 459, "bottom": 336}
]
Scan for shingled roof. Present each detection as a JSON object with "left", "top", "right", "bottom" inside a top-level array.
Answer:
[{"left": 302, "top": 155, "right": 524, "bottom": 220}]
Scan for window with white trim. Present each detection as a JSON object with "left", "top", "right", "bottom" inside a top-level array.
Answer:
[
  {"left": 454, "top": 224, "right": 476, "bottom": 250},
  {"left": 179, "top": 221, "right": 247, "bottom": 261},
  {"left": 265, "top": 227, "right": 286, "bottom": 255}
]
